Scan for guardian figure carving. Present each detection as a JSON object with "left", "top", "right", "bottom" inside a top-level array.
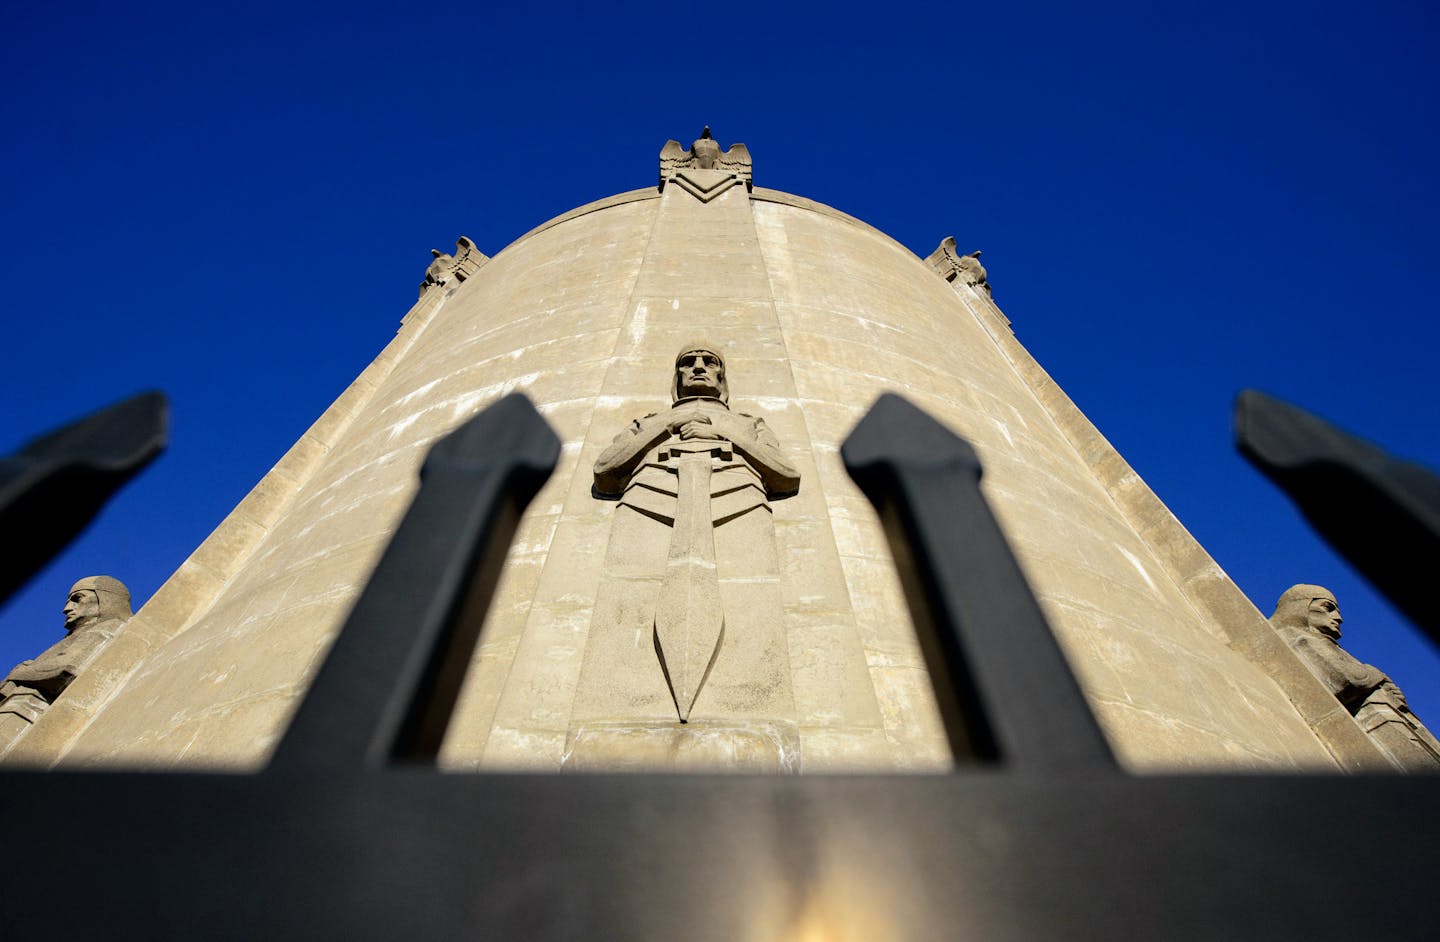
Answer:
[
  {"left": 592, "top": 344, "right": 798, "bottom": 721},
  {"left": 0, "top": 576, "right": 131, "bottom": 750},
  {"left": 1270, "top": 584, "right": 1440, "bottom": 769}
]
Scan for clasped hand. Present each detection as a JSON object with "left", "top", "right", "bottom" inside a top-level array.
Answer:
[
  {"left": 669, "top": 413, "right": 720, "bottom": 440},
  {"left": 665, "top": 412, "right": 740, "bottom": 442}
]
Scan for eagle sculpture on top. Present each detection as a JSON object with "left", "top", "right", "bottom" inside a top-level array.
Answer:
[{"left": 659, "top": 127, "right": 753, "bottom": 191}]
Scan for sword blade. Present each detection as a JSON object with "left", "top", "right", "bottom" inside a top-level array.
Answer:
[{"left": 654, "top": 451, "right": 725, "bottom": 721}]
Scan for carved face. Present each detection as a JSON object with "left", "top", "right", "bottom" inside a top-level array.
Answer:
[
  {"left": 1306, "top": 595, "right": 1343, "bottom": 640},
  {"left": 63, "top": 588, "right": 101, "bottom": 632},
  {"left": 675, "top": 351, "right": 724, "bottom": 399}
]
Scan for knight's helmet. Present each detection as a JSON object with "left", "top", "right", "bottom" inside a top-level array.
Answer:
[
  {"left": 1269, "top": 584, "right": 1337, "bottom": 634},
  {"left": 67, "top": 576, "right": 132, "bottom": 627},
  {"left": 671, "top": 342, "right": 728, "bottom": 404}
]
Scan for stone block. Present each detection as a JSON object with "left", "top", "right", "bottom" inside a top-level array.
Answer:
[
  {"left": 563, "top": 722, "right": 800, "bottom": 773},
  {"left": 480, "top": 726, "right": 568, "bottom": 771},
  {"left": 870, "top": 665, "right": 950, "bottom": 762},
  {"left": 787, "top": 620, "right": 883, "bottom": 728},
  {"left": 796, "top": 726, "right": 893, "bottom": 772}
]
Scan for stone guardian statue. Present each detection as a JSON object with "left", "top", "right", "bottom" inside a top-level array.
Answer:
[
  {"left": 0, "top": 576, "right": 131, "bottom": 750},
  {"left": 590, "top": 344, "right": 799, "bottom": 723},
  {"left": 1270, "top": 584, "right": 1440, "bottom": 770}
]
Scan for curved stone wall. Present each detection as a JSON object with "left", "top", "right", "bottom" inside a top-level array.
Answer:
[{"left": 20, "top": 177, "right": 1366, "bottom": 773}]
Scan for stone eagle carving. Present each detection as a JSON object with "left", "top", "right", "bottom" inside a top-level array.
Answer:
[{"left": 659, "top": 127, "right": 753, "bottom": 192}]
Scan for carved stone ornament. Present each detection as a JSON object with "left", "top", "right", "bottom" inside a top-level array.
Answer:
[
  {"left": 0, "top": 576, "right": 132, "bottom": 749},
  {"left": 592, "top": 345, "right": 798, "bottom": 721},
  {"left": 418, "top": 236, "right": 487, "bottom": 299},
  {"left": 926, "top": 236, "right": 992, "bottom": 297},
  {"left": 1270, "top": 584, "right": 1440, "bottom": 769},
  {"left": 658, "top": 127, "right": 753, "bottom": 203}
]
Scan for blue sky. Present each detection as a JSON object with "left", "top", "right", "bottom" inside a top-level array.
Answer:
[{"left": 3, "top": 2, "right": 1438, "bottom": 741}]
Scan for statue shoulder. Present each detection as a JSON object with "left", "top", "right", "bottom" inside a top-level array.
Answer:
[{"left": 614, "top": 412, "right": 660, "bottom": 436}]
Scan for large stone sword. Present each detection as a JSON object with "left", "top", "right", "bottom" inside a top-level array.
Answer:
[{"left": 654, "top": 440, "right": 730, "bottom": 721}]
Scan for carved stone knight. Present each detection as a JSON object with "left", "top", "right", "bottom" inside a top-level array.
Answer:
[
  {"left": 0, "top": 576, "right": 131, "bottom": 750},
  {"left": 579, "top": 344, "right": 799, "bottom": 739},
  {"left": 594, "top": 344, "right": 799, "bottom": 505},
  {"left": 1270, "top": 584, "right": 1440, "bottom": 770}
]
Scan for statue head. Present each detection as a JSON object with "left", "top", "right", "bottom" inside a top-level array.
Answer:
[
  {"left": 672, "top": 342, "right": 727, "bottom": 404},
  {"left": 1270, "top": 584, "right": 1343, "bottom": 641},
  {"left": 63, "top": 576, "right": 132, "bottom": 633},
  {"left": 691, "top": 126, "right": 721, "bottom": 169}
]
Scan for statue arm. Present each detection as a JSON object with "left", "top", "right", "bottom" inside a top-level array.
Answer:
[
  {"left": 594, "top": 414, "right": 670, "bottom": 497},
  {"left": 597, "top": 408, "right": 801, "bottom": 497},
  {"left": 7, "top": 653, "right": 71, "bottom": 682},
  {"left": 3, "top": 628, "right": 112, "bottom": 698},
  {"left": 1337, "top": 658, "right": 1390, "bottom": 707},
  {"left": 1291, "top": 635, "right": 1388, "bottom": 709},
  {"left": 4, "top": 655, "right": 76, "bottom": 698},
  {"left": 1368, "top": 679, "right": 1409, "bottom": 711},
  {"left": 714, "top": 414, "right": 800, "bottom": 497}
]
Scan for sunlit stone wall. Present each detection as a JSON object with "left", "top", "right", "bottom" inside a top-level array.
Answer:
[{"left": 11, "top": 176, "right": 1376, "bottom": 773}]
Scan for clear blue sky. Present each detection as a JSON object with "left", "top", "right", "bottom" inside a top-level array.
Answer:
[{"left": 3, "top": 2, "right": 1438, "bottom": 741}]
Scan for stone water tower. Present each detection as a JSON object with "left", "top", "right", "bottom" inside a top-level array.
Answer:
[{"left": 2, "top": 130, "right": 1407, "bottom": 774}]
